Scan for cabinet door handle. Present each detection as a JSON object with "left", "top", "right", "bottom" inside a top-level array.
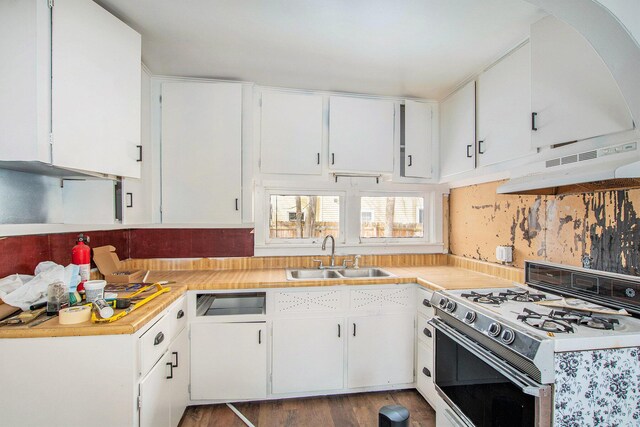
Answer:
[
  {"left": 353, "top": 323, "right": 357, "bottom": 337},
  {"left": 466, "top": 145, "right": 473, "bottom": 158},
  {"left": 172, "top": 351, "right": 179, "bottom": 368},
  {"left": 478, "top": 140, "right": 485, "bottom": 154},
  {"left": 235, "top": 198, "right": 239, "bottom": 211},
  {"left": 531, "top": 112, "right": 538, "bottom": 131},
  {"left": 423, "top": 299, "right": 431, "bottom": 307},
  {"left": 317, "top": 153, "right": 320, "bottom": 165},
  {"left": 166, "top": 362, "right": 174, "bottom": 379},
  {"left": 177, "top": 310, "right": 184, "bottom": 319},
  {"left": 408, "top": 154, "right": 413, "bottom": 167},
  {"left": 422, "top": 367, "right": 431, "bottom": 377},
  {"left": 331, "top": 153, "right": 335, "bottom": 165},
  {"left": 154, "top": 332, "right": 164, "bottom": 346},
  {"left": 136, "top": 145, "right": 142, "bottom": 162},
  {"left": 423, "top": 328, "right": 432, "bottom": 338},
  {"left": 258, "top": 329, "right": 262, "bottom": 344},
  {"left": 338, "top": 324, "right": 341, "bottom": 337},
  {"left": 125, "top": 192, "right": 133, "bottom": 208}
]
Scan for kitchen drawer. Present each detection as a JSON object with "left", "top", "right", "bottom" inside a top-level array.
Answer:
[
  {"left": 417, "top": 287, "right": 434, "bottom": 318},
  {"left": 416, "top": 342, "right": 436, "bottom": 403},
  {"left": 139, "top": 313, "right": 172, "bottom": 377},
  {"left": 168, "top": 296, "right": 187, "bottom": 338},
  {"left": 274, "top": 289, "right": 344, "bottom": 315},
  {"left": 417, "top": 314, "right": 434, "bottom": 348}
]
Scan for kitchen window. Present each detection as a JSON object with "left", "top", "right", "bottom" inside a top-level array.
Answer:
[
  {"left": 269, "top": 194, "right": 341, "bottom": 240},
  {"left": 360, "top": 196, "right": 424, "bottom": 239}
]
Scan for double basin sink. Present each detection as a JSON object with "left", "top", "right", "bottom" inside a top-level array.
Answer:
[{"left": 286, "top": 267, "right": 394, "bottom": 280}]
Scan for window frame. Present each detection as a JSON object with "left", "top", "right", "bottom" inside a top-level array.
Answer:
[
  {"left": 264, "top": 189, "right": 346, "bottom": 245},
  {"left": 357, "top": 191, "right": 429, "bottom": 244}
]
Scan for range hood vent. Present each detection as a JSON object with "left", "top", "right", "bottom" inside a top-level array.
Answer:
[{"left": 498, "top": 141, "right": 640, "bottom": 195}]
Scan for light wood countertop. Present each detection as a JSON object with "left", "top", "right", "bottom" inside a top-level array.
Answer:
[{"left": 0, "top": 265, "right": 520, "bottom": 338}]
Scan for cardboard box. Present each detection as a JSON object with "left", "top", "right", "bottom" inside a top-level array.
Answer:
[{"left": 93, "top": 245, "right": 146, "bottom": 284}]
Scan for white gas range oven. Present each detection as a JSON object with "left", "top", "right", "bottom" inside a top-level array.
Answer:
[{"left": 429, "top": 261, "right": 640, "bottom": 427}]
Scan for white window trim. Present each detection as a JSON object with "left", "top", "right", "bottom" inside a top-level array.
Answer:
[
  {"left": 356, "top": 190, "right": 429, "bottom": 244},
  {"left": 263, "top": 188, "right": 346, "bottom": 245}
]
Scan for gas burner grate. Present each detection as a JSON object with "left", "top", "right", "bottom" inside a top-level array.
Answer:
[
  {"left": 460, "top": 291, "right": 506, "bottom": 305},
  {"left": 499, "top": 289, "right": 547, "bottom": 303},
  {"left": 548, "top": 309, "right": 620, "bottom": 330},
  {"left": 517, "top": 308, "right": 575, "bottom": 333}
]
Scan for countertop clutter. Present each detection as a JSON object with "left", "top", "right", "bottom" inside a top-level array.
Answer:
[{"left": 0, "top": 264, "right": 516, "bottom": 338}]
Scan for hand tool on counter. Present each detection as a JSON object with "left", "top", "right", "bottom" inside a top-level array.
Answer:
[
  {"left": 91, "top": 282, "right": 171, "bottom": 324},
  {"left": 0, "top": 307, "right": 47, "bottom": 327},
  {"left": 29, "top": 313, "right": 58, "bottom": 328}
]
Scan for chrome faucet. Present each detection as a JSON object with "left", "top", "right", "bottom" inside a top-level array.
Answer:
[{"left": 321, "top": 235, "right": 336, "bottom": 267}]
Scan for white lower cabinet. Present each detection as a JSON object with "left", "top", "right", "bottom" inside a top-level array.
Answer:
[
  {"left": 170, "top": 328, "right": 190, "bottom": 427},
  {"left": 140, "top": 352, "right": 172, "bottom": 427},
  {"left": 272, "top": 317, "right": 344, "bottom": 394},
  {"left": 347, "top": 313, "right": 415, "bottom": 388},
  {"left": 190, "top": 322, "right": 267, "bottom": 400}
]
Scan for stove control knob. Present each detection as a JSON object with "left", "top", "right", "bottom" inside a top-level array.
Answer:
[
  {"left": 501, "top": 329, "right": 516, "bottom": 345},
  {"left": 438, "top": 298, "right": 449, "bottom": 309},
  {"left": 463, "top": 311, "right": 476, "bottom": 324},
  {"left": 488, "top": 323, "right": 502, "bottom": 337},
  {"left": 445, "top": 301, "right": 457, "bottom": 313}
]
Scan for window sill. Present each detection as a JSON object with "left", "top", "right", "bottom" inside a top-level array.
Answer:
[{"left": 254, "top": 242, "right": 445, "bottom": 257}]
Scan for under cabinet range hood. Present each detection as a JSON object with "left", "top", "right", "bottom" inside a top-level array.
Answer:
[{"left": 497, "top": 140, "right": 640, "bottom": 195}]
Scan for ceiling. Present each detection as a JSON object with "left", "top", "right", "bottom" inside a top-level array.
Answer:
[{"left": 97, "top": 0, "right": 546, "bottom": 100}]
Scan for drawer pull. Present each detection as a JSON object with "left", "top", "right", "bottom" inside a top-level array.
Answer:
[
  {"left": 353, "top": 323, "right": 357, "bottom": 337},
  {"left": 154, "top": 332, "right": 165, "bottom": 346},
  {"left": 258, "top": 329, "right": 262, "bottom": 344},
  {"left": 166, "top": 362, "right": 173, "bottom": 379},
  {"left": 423, "top": 328, "right": 432, "bottom": 338},
  {"left": 422, "top": 299, "right": 431, "bottom": 307},
  {"left": 338, "top": 324, "right": 341, "bottom": 338},
  {"left": 422, "top": 367, "right": 431, "bottom": 377},
  {"left": 177, "top": 310, "right": 184, "bottom": 319},
  {"left": 172, "top": 351, "right": 179, "bottom": 368}
]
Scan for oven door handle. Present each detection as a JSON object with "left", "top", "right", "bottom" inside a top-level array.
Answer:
[{"left": 429, "top": 318, "right": 550, "bottom": 398}]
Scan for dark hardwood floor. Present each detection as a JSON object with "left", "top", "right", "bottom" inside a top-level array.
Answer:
[{"left": 179, "top": 390, "right": 436, "bottom": 427}]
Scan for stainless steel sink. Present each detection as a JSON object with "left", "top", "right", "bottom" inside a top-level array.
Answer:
[
  {"left": 286, "top": 269, "right": 342, "bottom": 280},
  {"left": 336, "top": 268, "right": 394, "bottom": 278},
  {"left": 286, "top": 267, "right": 394, "bottom": 280}
]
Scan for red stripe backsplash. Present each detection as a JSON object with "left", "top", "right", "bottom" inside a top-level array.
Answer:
[{"left": 0, "top": 228, "right": 254, "bottom": 278}]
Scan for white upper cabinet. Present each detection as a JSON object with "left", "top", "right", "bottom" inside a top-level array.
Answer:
[
  {"left": 260, "top": 91, "right": 323, "bottom": 175},
  {"left": 531, "top": 15, "right": 634, "bottom": 148},
  {"left": 440, "top": 81, "right": 476, "bottom": 178},
  {"left": 52, "top": 0, "right": 141, "bottom": 178},
  {"left": 0, "top": 0, "right": 142, "bottom": 178},
  {"left": 403, "top": 101, "right": 433, "bottom": 179},
  {"left": 477, "top": 43, "right": 533, "bottom": 167},
  {"left": 161, "top": 81, "right": 242, "bottom": 224},
  {"left": 329, "top": 96, "right": 395, "bottom": 173}
]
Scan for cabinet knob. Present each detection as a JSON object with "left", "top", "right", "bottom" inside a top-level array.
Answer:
[
  {"left": 177, "top": 310, "right": 184, "bottom": 319},
  {"left": 422, "top": 299, "right": 431, "bottom": 307},
  {"left": 154, "top": 332, "right": 164, "bottom": 346},
  {"left": 423, "top": 328, "right": 432, "bottom": 338},
  {"left": 422, "top": 367, "right": 431, "bottom": 377}
]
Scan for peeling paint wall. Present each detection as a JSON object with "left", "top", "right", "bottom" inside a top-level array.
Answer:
[{"left": 449, "top": 181, "right": 640, "bottom": 275}]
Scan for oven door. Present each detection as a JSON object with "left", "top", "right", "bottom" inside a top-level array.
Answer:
[{"left": 429, "top": 318, "right": 551, "bottom": 427}]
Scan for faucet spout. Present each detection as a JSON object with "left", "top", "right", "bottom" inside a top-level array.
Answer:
[{"left": 321, "top": 235, "right": 336, "bottom": 267}]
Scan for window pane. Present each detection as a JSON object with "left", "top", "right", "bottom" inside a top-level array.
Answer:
[
  {"left": 360, "top": 196, "right": 424, "bottom": 238},
  {"left": 270, "top": 195, "right": 340, "bottom": 239}
]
